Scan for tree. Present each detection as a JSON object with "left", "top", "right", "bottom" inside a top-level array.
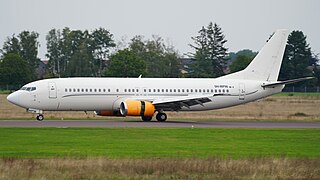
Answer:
[
  {"left": 279, "top": 31, "right": 313, "bottom": 82},
  {"left": 65, "top": 42, "right": 94, "bottom": 77},
  {"left": 46, "top": 27, "right": 115, "bottom": 77},
  {"left": 189, "top": 22, "right": 228, "bottom": 78},
  {"left": 106, "top": 49, "right": 146, "bottom": 77},
  {"left": 18, "top": 31, "right": 40, "bottom": 70},
  {"left": 46, "top": 29, "right": 62, "bottom": 77},
  {"left": 90, "top": 28, "right": 116, "bottom": 76},
  {"left": 0, "top": 53, "right": 32, "bottom": 87},
  {"left": 1, "top": 35, "right": 21, "bottom": 56},
  {"left": 311, "top": 53, "right": 320, "bottom": 86},
  {"left": 128, "top": 36, "right": 181, "bottom": 78},
  {"left": 227, "top": 49, "right": 256, "bottom": 73},
  {"left": 229, "top": 55, "right": 254, "bottom": 73},
  {"left": 1, "top": 31, "right": 40, "bottom": 79}
]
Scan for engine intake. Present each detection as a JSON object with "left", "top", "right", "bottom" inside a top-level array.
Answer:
[{"left": 120, "top": 100, "right": 155, "bottom": 117}]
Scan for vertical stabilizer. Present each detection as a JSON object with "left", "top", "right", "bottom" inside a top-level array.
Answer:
[{"left": 221, "top": 29, "right": 289, "bottom": 81}]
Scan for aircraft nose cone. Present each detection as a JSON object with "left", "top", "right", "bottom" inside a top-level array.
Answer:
[{"left": 7, "top": 92, "right": 19, "bottom": 106}]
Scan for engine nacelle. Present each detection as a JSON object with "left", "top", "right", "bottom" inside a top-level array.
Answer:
[{"left": 120, "top": 100, "right": 155, "bottom": 117}]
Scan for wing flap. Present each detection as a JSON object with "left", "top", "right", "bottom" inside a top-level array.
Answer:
[{"left": 152, "top": 94, "right": 214, "bottom": 111}]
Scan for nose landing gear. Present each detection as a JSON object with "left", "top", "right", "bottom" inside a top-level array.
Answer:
[
  {"left": 27, "top": 108, "right": 44, "bottom": 121},
  {"left": 36, "top": 114, "right": 44, "bottom": 121}
]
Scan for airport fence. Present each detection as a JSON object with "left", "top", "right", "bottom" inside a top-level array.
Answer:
[{"left": 282, "top": 86, "right": 320, "bottom": 93}]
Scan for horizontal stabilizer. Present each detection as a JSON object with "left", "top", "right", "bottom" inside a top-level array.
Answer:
[{"left": 261, "top": 77, "right": 314, "bottom": 88}]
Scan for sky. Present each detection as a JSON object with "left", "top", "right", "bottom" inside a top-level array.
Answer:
[{"left": 1, "top": 0, "right": 319, "bottom": 59}]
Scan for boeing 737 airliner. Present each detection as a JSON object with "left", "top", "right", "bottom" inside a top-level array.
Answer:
[{"left": 7, "top": 29, "right": 312, "bottom": 121}]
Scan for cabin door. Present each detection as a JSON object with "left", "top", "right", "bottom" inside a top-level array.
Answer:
[{"left": 48, "top": 82, "right": 57, "bottom": 99}]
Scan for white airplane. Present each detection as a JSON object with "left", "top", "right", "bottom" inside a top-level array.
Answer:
[{"left": 7, "top": 29, "right": 312, "bottom": 121}]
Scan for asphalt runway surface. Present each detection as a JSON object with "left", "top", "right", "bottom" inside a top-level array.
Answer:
[{"left": 0, "top": 120, "right": 319, "bottom": 128}]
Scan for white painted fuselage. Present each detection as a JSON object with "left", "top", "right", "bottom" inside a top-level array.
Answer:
[{"left": 8, "top": 77, "right": 283, "bottom": 112}]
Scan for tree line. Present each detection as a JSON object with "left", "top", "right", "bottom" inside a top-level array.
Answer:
[{"left": 0, "top": 23, "right": 319, "bottom": 88}]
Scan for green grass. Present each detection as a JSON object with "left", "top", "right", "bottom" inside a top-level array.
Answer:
[
  {"left": 0, "top": 128, "right": 319, "bottom": 158},
  {"left": 0, "top": 90, "right": 11, "bottom": 94}
]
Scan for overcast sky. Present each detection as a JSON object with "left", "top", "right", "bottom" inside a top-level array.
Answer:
[{"left": 1, "top": 0, "right": 319, "bottom": 59}]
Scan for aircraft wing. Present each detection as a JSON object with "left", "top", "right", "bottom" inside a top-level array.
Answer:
[{"left": 152, "top": 94, "right": 215, "bottom": 111}]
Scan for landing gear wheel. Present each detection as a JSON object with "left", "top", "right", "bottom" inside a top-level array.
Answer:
[
  {"left": 36, "top": 114, "right": 44, "bottom": 121},
  {"left": 156, "top": 112, "right": 167, "bottom": 122},
  {"left": 141, "top": 116, "right": 152, "bottom": 122}
]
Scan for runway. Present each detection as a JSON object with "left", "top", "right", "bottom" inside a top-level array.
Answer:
[{"left": 0, "top": 120, "right": 319, "bottom": 128}]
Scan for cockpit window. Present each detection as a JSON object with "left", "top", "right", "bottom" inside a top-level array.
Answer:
[{"left": 20, "top": 86, "right": 36, "bottom": 91}]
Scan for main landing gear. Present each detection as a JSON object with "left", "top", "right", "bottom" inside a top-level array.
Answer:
[
  {"left": 141, "top": 112, "right": 168, "bottom": 122},
  {"left": 36, "top": 114, "right": 44, "bottom": 121},
  {"left": 156, "top": 112, "right": 167, "bottom": 122}
]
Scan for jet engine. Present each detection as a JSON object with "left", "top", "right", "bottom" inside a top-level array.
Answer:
[{"left": 120, "top": 100, "right": 155, "bottom": 117}]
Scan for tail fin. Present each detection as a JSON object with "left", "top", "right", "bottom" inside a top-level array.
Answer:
[{"left": 222, "top": 29, "right": 289, "bottom": 81}]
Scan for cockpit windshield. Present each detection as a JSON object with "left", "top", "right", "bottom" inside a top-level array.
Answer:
[{"left": 20, "top": 86, "right": 36, "bottom": 91}]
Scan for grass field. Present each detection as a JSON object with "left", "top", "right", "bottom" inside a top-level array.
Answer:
[
  {"left": 1, "top": 93, "right": 320, "bottom": 121},
  {"left": 0, "top": 128, "right": 319, "bottom": 179},
  {"left": 0, "top": 128, "right": 319, "bottom": 158},
  {"left": 1, "top": 157, "right": 319, "bottom": 179}
]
